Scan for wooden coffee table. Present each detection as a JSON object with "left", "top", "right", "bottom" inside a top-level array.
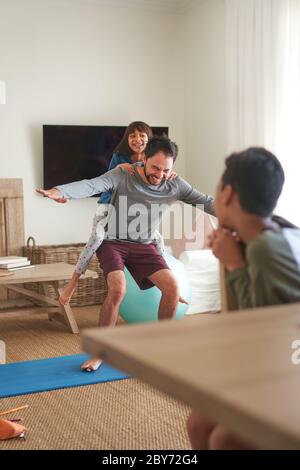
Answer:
[{"left": 0, "top": 262, "right": 98, "bottom": 334}]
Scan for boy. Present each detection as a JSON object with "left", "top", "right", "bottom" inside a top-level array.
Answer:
[{"left": 187, "top": 147, "right": 300, "bottom": 450}]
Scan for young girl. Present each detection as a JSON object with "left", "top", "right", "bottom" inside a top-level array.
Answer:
[{"left": 59, "top": 121, "right": 166, "bottom": 305}]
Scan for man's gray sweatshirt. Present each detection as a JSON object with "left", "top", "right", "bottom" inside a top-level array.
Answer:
[{"left": 57, "top": 166, "right": 215, "bottom": 244}]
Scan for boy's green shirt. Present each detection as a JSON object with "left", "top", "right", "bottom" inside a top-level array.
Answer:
[{"left": 226, "top": 227, "right": 300, "bottom": 309}]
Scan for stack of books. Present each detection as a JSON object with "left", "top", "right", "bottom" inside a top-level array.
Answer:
[{"left": 0, "top": 256, "right": 34, "bottom": 273}]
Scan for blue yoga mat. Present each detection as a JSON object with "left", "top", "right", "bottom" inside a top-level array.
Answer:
[{"left": 0, "top": 354, "right": 130, "bottom": 398}]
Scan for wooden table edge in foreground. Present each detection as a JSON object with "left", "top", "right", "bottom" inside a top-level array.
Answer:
[
  {"left": 0, "top": 262, "right": 98, "bottom": 334},
  {"left": 82, "top": 303, "right": 300, "bottom": 449}
]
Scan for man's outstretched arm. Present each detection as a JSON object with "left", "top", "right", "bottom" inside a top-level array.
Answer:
[
  {"left": 36, "top": 187, "right": 67, "bottom": 203},
  {"left": 36, "top": 168, "right": 123, "bottom": 202},
  {"left": 177, "top": 177, "right": 215, "bottom": 216}
]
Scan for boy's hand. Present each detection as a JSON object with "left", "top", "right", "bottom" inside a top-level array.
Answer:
[
  {"left": 36, "top": 188, "right": 67, "bottom": 203},
  {"left": 209, "top": 228, "right": 245, "bottom": 272},
  {"left": 117, "top": 163, "right": 135, "bottom": 175}
]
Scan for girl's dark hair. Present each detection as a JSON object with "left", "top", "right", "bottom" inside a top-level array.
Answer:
[{"left": 114, "top": 121, "right": 152, "bottom": 156}]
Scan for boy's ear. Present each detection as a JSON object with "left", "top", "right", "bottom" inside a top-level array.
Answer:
[{"left": 222, "top": 184, "right": 235, "bottom": 205}]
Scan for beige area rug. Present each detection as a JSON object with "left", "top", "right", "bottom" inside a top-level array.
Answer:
[{"left": 0, "top": 306, "right": 191, "bottom": 450}]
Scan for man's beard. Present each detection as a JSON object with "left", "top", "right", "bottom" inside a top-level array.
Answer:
[
  {"left": 143, "top": 166, "right": 152, "bottom": 183},
  {"left": 143, "top": 166, "right": 161, "bottom": 185}
]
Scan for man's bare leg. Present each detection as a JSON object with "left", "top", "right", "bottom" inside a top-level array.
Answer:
[
  {"left": 59, "top": 272, "right": 81, "bottom": 305},
  {"left": 148, "top": 269, "right": 180, "bottom": 320},
  {"left": 81, "top": 270, "right": 126, "bottom": 371}
]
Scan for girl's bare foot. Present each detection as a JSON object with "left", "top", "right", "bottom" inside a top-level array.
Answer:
[
  {"left": 59, "top": 282, "right": 77, "bottom": 305},
  {"left": 81, "top": 357, "right": 103, "bottom": 372}
]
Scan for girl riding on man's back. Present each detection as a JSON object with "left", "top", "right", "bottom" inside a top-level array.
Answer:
[{"left": 58, "top": 121, "right": 167, "bottom": 305}]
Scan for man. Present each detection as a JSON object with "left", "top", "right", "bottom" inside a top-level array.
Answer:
[
  {"left": 187, "top": 147, "right": 300, "bottom": 450},
  {"left": 37, "top": 136, "right": 215, "bottom": 371}
]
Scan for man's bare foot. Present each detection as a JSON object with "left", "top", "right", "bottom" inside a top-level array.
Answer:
[
  {"left": 59, "top": 282, "right": 77, "bottom": 305},
  {"left": 81, "top": 357, "right": 103, "bottom": 372}
]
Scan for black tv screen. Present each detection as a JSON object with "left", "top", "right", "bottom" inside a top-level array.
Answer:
[{"left": 43, "top": 125, "right": 169, "bottom": 189}]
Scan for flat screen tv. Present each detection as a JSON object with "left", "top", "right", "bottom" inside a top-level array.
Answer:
[{"left": 43, "top": 125, "right": 169, "bottom": 189}]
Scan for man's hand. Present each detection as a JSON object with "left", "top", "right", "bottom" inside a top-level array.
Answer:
[
  {"left": 209, "top": 228, "right": 246, "bottom": 272},
  {"left": 117, "top": 163, "right": 135, "bottom": 175},
  {"left": 166, "top": 171, "right": 177, "bottom": 180},
  {"left": 36, "top": 188, "right": 67, "bottom": 203}
]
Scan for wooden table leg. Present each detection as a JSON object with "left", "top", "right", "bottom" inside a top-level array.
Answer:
[
  {"left": 6, "top": 282, "right": 80, "bottom": 334},
  {"left": 219, "top": 263, "right": 238, "bottom": 312},
  {"left": 0, "top": 340, "right": 5, "bottom": 364},
  {"left": 41, "top": 282, "right": 56, "bottom": 321}
]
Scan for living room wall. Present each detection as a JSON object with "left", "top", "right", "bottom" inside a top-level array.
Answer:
[
  {"left": 0, "top": 0, "right": 226, "bottom": 246},
  {"left": 0, "top": 0, "right": 186, "bottom": 245},
  {"left": 183, "top": 0, "right": 226, "bottom": 197}
]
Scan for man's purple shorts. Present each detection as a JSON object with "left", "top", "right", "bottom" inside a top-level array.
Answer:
[{"left": 96, "top": 240, "right": 169, "bottom": 290}]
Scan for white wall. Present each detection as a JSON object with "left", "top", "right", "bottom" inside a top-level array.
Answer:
[
  {"left": 183, "top": 0, "right": 226, "bottom": 196},
  {"left": 0, "top": 0, "right": 185, "bottom": 245},
  {"left": 0, "top": 0, "right": 226, "bottom": 246}
]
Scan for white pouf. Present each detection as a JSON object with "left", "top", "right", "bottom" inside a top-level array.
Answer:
[{"left": 179, "top": 250, "right": 221, "bottom": 314}]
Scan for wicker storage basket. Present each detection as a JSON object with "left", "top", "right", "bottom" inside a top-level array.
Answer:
[{"left": 23, "top": 237, "right": 107, "bottom": 306}]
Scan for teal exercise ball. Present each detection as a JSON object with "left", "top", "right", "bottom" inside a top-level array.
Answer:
[{"left": 119, "top": 253, "right": 191, "bottom": 324}]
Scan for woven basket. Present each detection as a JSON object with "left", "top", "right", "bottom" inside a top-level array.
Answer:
[{"left": 23, "top": 237, "right": 107, "bottom": 306}]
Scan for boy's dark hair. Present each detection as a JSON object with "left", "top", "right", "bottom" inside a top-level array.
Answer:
[
  {"left": 145, "top": 136, "right": 178, "bottom": 162},
  {"left": 114, "top": 121, "right": 152, "bottom": 156},
  {"left": 222, "top": 147, "right": 285, "bottom": 217}
]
